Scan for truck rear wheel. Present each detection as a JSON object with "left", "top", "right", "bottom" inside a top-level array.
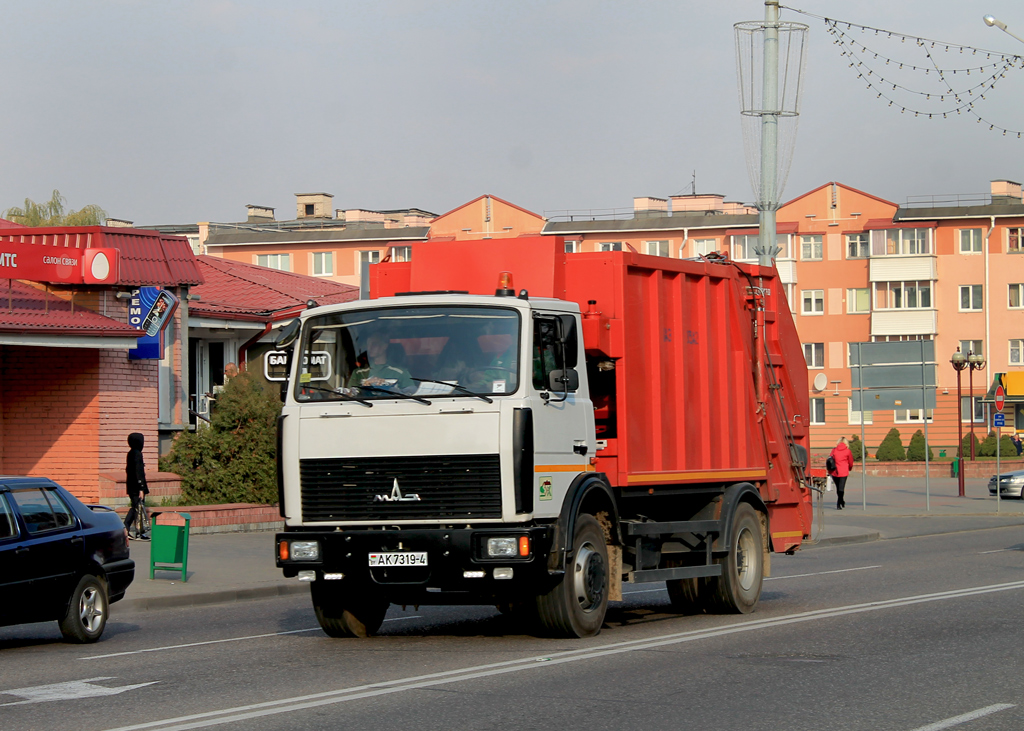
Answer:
[
  {"left": 708, "top": 503, "right": 764, "bottom": 614},
  {"left": 666, "top": 576, "right": 707, "bottom": 615},
  {"left": 534, "top": 515, "right": 608, "bottom": 638},
  {"left": 311, "top": 581, "right": 389, "bottom": 638}
]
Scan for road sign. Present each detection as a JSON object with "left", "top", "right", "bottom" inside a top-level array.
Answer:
[
  {"left": 994, "top": 413, "right": 1006, "bottom": 427},
  {"left": 995, "top": 385, "right": 1005, "bottom": 412}
]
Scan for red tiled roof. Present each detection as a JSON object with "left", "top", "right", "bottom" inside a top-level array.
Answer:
[
  {"left": 0, "top": 280, "right": 142, "bottom": 337},
  {"left": 0, "top": 226, "right": 204, "bottom": 286},
  {"left": 188, "top": 256, "right": 358, "bottom": 322}
]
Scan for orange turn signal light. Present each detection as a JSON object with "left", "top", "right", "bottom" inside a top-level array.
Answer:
[
  {"left": 279, "top": 541, "right": 290, "bottom": 561},
  {"left": 519, "top": 535, "right": 530, "bottom": 557}
]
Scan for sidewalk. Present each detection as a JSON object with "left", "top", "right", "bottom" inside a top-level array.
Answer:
[{"left": 112, "top": 473, "right": 1024, "bottom": 614}]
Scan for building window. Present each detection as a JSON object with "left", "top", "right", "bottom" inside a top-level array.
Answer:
[
  {"left": 961, "top": 396, "right": 985, "bottom": 423},
  {"left": 959, "top": 228, "right": 983, "bottom": 253},
  {"left": 847, "top": 287, "right": 870, "bottom": 313},
  {"left": 784, "top": 283, "right": 797, "bottom": 313},
  {"left": 312, "top": 252, "right": 333, "bottom": 276},
  {"left": 873, "top": 281, "right": 932, "bottom": 309},
  {"left": 801, "top": 289, "right": 824, "bottom": 315},
  {"left": 359, "top": 250, "right": 381, "bottom": 266},
  {"left": 848, "top": 398, "right": 873, "bottom": 425},
  {"left": 391, "top": 246, "right": 412, "bottom": 263},
  {"left": 894, "top": 409, "right": 934, "bottom": 423},
  {"left": 564, "top": 240, "right": 579, "bottom": 254},
  {"left": 644, "top": 240, "right": 670, "bottom": 257},
  {"left": 776, "top": 234, "right": 792, "bottom": 259},
  {"left": 804, "top": 342, "right": 824, "bottom": 369},
  {"left": 1010, "top": 339, "right": 1023, "bottom": 365},
  {"left": 800, "top": 235, "right": 823, "bottom": 261},
  {"left": 959, "top": 284, "right": 983, "bottom": 311},
  {"left": 1008, "top": 228, "right": 1024, "bottom": 253},
  {"left": 959, "top": 340, "right": 983, "bottom": 358},
  {"left": 810, "top": 398, "right": 825, "bottom": 424},
  {"left": 691, "top": 238, "right": 716, "bottom": 257},
  {"left": 870, "top": 228, "right": 931, "bottom": 256},
  {"left": 598, "top": 242, "right": 622, "bottom": 252},
  {"left": 1008, "top": 283, "right": 1024, "bottom": 309},
  {"left": 731, "top": 234, "right": 757, "bottom": 261},
  {"left": 257, "top": 253, "right": 290, "bottom": 271},
  {"left": 304, "top": 203, "right": 315, "bottom": 216},
  {"left": 847, "top": 233, "right": 869, "bottom": 259}
]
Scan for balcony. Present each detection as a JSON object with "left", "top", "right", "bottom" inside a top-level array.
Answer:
[
  {"left": 775, "top": 259, "right": 797, "bottom": 285},
  {"left": 870, "top": 309, "right": 937, "bottom": 337},
  {"left": 869, "top": 256, "right": 936, "bottom": 282}
]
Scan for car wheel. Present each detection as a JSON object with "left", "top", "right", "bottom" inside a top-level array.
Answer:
[{"left": 59, "top": 574, "right": 109, "bottom": 643}]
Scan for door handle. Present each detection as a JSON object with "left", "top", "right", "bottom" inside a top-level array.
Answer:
[
  {"left": 70, "top": 536, "right": 84, "bottom": 545},
  {"left": 14, "top": 546, "right": 29, "bottom": 556}
]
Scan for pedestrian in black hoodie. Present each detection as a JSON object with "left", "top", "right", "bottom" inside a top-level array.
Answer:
[{"left": 124, "top": 432, "right": 150, "bottom": 539}]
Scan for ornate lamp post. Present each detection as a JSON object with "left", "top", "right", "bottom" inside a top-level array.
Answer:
[
  {"left": 951, "top": 349, "right": 967, "bottom": 497},
  {"left": 968, "top": 351, "right": 986, "bottom": 460}
]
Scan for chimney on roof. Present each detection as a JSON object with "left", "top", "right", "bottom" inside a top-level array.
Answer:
[
  {"left": 247, "top": 205, "right": 275, "bottom": 222},
  {"left": 296, "top": 193, "right": 334, "bottom": 219},
  {"left": 633, "top": 197, "right": 668, "bottom": 218},
  {"left": 990, "top": 180, "right": 1023, "bottom": 204},
  {"left": 105, "top": 218, "right": 134, "bottom": 228},
  {"left": 670, "top": 194, "right": 725, "bottom": 213}
]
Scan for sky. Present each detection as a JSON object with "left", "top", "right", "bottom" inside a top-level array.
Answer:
[{"left": 1, "top": 1, "right": 1022, "bottom": 225}]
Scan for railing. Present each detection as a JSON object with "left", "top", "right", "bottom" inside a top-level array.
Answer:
[{"left": 903, "top": 194, "right": 994, "bottom": 208}]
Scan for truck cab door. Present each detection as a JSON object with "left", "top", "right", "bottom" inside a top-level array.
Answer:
[{"left": 529, "top": 313, "right": 593, "bottom": 517}]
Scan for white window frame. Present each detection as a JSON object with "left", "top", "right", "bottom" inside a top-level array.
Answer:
[
  {"left": 784, "top": 283, "right": 797, "bottom": 313},
  {"left": 959, "top": 228, "right": 983, "bottom": 254},
  {"left": 894, "top": 408, "right": 934, "bottom": 424},
  {"left": 1010, "top": 339, "right": 1023, "bottom": 366},
  {"left": 801, "top": 289, "right": 824, "bottom": 316},
  {"left": 312, "top": 251, "right": 333, "bottom": 276},
  {"left": 256, "top": 253, "right": 290, "bottom": 271},
  {"left": 800, "top": 234, "right": 823, "bottom": 261},
  {"left": 598, "top": 241, "right": 623, "bottom": 252},
  {"left": 870, "top": 227, "right": 932, "bottom": 256},
  {"left": 691, "top": 238, "right": 716, "bottom": 257},
  {"left": 564, "top": 240, "right": 579, "bottom": 254},
  {"left": 731, "top": 234, "right": 757, "bottom": 262},
  {"left": 644, "top": 240, "right": 670, "bottom": 257},
  {"left": 810, "top": 397, "right": 826, "bottom": 425},
  {"left": 1008, "top": 227, "right": 1024, "bottom": 254},
  {"left": 959, "top": 284, "right": 983, "bottom": 312},
  {"left": 874, "top": 281, "right": 932, "bottom": 310},
  {"left": 1008, "top": 283, "right": 1024, "bottom": 309},
  {"left": 847, "top": 233, "right": 869, "bottom": 259},
  {"left": 847, "top": 287, "right": 870, "bottom": 314},
  {"left": 391, "top": 245, "right": 412, "bottom": 263},
  {"left": 804, "top": 342, "right": 824, "bottom": 369},
  {"left": 358, "top": 250, "right": 381, "bottom": 266},
  {"left": 958, "top": 340, "right": 983, "bottom": 358},
  {"left": 961, "top": 396, "right": 985, "bottom": 423},
  {"left": 847, "top": 398, "right": 873, "bottom": 425},
  {"left": 776, "top": 233, "right": 792, "bottom": 260}
]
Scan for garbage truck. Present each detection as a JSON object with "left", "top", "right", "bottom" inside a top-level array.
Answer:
[{"left": 274, "top": 236, "right": 812, "bottom": 638}]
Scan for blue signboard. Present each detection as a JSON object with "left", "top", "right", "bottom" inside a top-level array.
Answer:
[
  {"left": 128, "top": 287, "right": 179, "bottom": 360},
  {"left": 994, "top": 413, "right": 1006, "bottom": 427}
]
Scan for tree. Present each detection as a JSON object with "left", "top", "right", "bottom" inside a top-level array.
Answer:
[
  {"left": 3, "top": 190, "right": 106, "bottom": 227},
  {"left": 875, "top": 428, "right": 906, "bottom": 461},
  {"left": 906, "top": 429, "right": 933, "bottom": 461},
  {"left": 159, "top": 371, "right": 282, "bottom": 505}
]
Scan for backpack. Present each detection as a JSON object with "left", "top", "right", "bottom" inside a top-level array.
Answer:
[{"left": 825, "top": 455, "right": 837, "bottom": 473}]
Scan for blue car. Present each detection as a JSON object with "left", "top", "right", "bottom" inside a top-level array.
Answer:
[{"left": 0, "top": 477, "right": 134, "bottom": 643}]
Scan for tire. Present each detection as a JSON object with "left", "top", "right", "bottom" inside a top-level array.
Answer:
[
  {"left": 59, "top": 574, "right": 109, "bottom": 643},
  {"left": 707, "top": 503, "right": 764, "bottom": 614},
  {"left": 666, "top": 575, "right": 707, "bottom": 615},
  {"left": 534, "top": 515, "right": 609, "bottom": 638},
  {"left": 311, "top": 581, "right": 389, "bottom": 638}
]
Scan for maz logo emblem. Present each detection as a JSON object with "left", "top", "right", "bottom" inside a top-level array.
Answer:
[{"left": 374, "top": 478, "right": 421, "bottom": 502}]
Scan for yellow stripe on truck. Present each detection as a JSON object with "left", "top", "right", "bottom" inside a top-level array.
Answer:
[{"left": 535, "top": 465, "right": 595, "bottom": 473}]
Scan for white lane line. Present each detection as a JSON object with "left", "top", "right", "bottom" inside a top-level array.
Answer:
[
  {"left": 766, "top": 565, "right": 881, "bottom": 581},
  {"left": 908, "top": 703, "right": 1015, "bottom": 730},
  {"left": 96, "top": 578, "right": 1024, "bottom": 731},
  {"left": 979, "top": 549, "right": 1009, "bottom": 554},
  {"left": 621, "top": 588, "right": 667, "bottom": 596},
  {"left": 81, "top": 616, "right": 424, "bottom": 661}
]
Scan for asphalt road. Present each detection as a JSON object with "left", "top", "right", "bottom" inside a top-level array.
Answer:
[{"left": 2, "top": 526, "right": 1024, "bottom": 731}]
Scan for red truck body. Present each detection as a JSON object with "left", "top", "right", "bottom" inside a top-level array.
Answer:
[{"left": 372, "top": 235, "right": 812, "bottom": 551}]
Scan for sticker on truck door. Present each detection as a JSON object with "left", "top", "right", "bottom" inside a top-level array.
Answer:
[{"left": 538, "top": 476, "right": 553, "bottom": 501}]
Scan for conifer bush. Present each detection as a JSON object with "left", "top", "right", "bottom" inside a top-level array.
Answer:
[
  {"left": 160, "top": 371, "right": 282, "bottom": 505},
  {"left": 906, "top": 429, "right": 933, "bottom": 461},
  {"left": 848, "top": 434, "right": 865, "bottom": 462},
  {"left": 980, "top": 432, "right": 1020, "bottom": 458},
  {"left": 960, "top": 432, "right": 982, "bottom": 460},
  {"left": 875, "top": 428, "right": 906, "bottom": 461}
]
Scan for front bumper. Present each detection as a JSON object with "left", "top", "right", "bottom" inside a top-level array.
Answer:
[
  {"left": 277, "top": 526, "right": 556, "bottom": 601},
  {"left": 988, "top": 481, "right": 1024, "bottom": 498}
]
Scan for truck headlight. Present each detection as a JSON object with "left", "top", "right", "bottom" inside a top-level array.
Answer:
[
  {"left": 486, "top": 537, "right": 518, "bottom": 557},
  {"left": 288, "top": 540, "right": 321, "bottom": 561}
]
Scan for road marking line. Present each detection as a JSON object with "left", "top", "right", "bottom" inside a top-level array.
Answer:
[
  {"left": 765, "top": 565, "right": 881, "bottom": 581},
  {"left": 383, "top": 616, "right": 422, "bottom": 622},
  {"left": 621, "top": 588, "right": 667, "bottom": 595},
  {"left": 0, "top": 678, "right": 159, "bottom": 707},
  {"left": 96, "top": 579, "right": 1024, "bottom": 731},
  {"left": 979, "top": 549, "right": 1009, "bottom": 554},
  {"left": 907, "top": 703, "right": 1015, "bottom": 730}
]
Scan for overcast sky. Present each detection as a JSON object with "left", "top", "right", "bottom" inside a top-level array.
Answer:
[{"left": 1, "top": 1, "right": 1022, "bottom": 225}]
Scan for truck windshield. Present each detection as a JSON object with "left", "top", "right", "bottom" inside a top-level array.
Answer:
[{"left": 294, "top": 305, "right": 521, "bottom": 401}]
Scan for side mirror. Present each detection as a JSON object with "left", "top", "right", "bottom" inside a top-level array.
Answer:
[
  {"left": 549, "top": 368, "right": 579, "bottom": 393},
  {"left": 556, "top": 315, "right": 579, "bottom": 368},
  {"left": 275, "top": 318, "right": 301, "bottom": 349}
]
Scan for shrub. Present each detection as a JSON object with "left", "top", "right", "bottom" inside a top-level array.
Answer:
[
  {"left": 875, "top": 428, "right": 906, "bottom": 461},
  {"left": 160, "top": 372, "right": 282, "bottom": 505},
  {"left": 979, "top": 430, "right": 997, "bottom": 457},
  {"left": 848, "top": 434, "right": 865, "bottom": 462},
  {"left": 906, "top": 429, "right": 934, "bottom": 461},
  {"left": 998, "top": 434, "right": 1018, "bottom": 458},
  {"left": 960, "top": 432, "right": 982, "bottom": 460}
]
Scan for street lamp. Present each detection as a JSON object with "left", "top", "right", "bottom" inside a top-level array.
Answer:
[
  {"left": 984, "top": 15, "right": 1024, "bottom": 45},
  {"left": 951, "top": 349, "right": 967, "bottom": 497},
  {"left": 968, "top": 351, "right": 986, "bottom": 460}
]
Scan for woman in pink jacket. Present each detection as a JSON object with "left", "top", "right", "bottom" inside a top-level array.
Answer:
[{"left": 828, "top": 437, "right": 854, "bottom": 510}]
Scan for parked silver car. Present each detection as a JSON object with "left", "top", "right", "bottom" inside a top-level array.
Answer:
[{"left": 988, "top": 470, "right": 1024, "bottom": 499}]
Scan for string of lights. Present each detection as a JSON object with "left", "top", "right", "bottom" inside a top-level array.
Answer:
[{"left": 781, "top": 5, "right": 1024, "bottom": 138}]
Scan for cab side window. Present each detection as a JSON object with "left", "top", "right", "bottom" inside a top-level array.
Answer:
[
  {"left": 532, "top": 318, "right": 563, "bottom": 390},
  {"left": 44, "top": 490, "right": 76, "bottom": 529},
  {"left": 9, "top": 489, "right": 60, "bottom": 534},
  {"left": 0, "top": 495, "right": 18, "bottom": 539}
]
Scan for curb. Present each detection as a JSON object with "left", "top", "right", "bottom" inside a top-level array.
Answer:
[{"left": 112, "top": 582, "right": 309, "bottom": 613}]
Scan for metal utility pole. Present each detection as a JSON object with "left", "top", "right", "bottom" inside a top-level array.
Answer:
[{"left": 758, "top": 0, "right": 780, "bottom": 267}]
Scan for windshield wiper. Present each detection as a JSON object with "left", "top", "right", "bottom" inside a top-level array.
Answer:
[
  {"left": 299, "top": 384, "right": 373, "bottom": 407},
  {"left": 412, "top": 378, "right": 493, "bottom": 403},
  {"left": 357, "top": 384, "right": 433, "bottom": 405}
]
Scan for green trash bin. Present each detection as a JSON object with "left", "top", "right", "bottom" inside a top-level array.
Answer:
[
  {"left": 952, "top": 457, "right": 959, "bottom": 476},
  {"left": 150, "top": 511, "right": 191, "bottom": 582}
]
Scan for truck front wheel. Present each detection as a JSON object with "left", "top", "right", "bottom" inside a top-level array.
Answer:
[
  {"left": 709, "top": 503, "right": 764, "bottom": 614},
  {"left": 311, "top": 581, "right": 389, "bottom": 638},
  {"left": 534, "top": 515, "right": 609, "bottom": 638}
]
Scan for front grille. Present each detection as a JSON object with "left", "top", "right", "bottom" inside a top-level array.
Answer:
[{"left": 300, "top": 454, "right": 502, "bottom": 522}]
